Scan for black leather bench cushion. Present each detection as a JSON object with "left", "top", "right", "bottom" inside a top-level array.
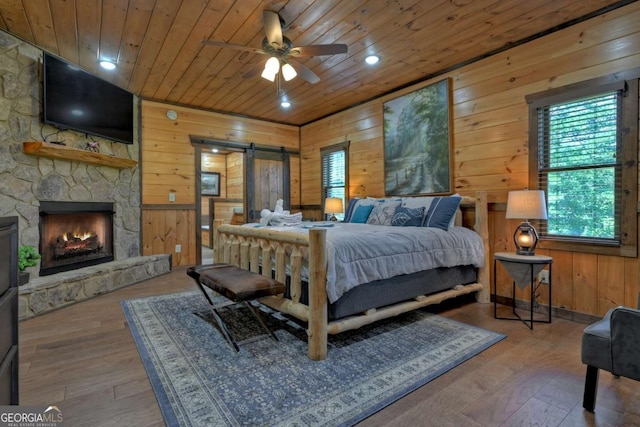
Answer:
[{"left": 187, "top": 264, "right": 285, "bottom": 302}]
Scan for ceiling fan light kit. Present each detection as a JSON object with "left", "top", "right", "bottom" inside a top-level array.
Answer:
[
  {"left": 261, "top": 68, "right": 276, "bottom": 82},
  {"left": 281, "top": 63, "right": 297, "bottom": 81},
  {"left": 202, "top": 10, "right": 347, "bottom": 87},
  {"left": 261, "top": 57, "right": 280, "bottom": 81}
]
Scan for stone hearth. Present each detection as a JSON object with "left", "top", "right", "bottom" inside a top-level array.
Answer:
[{"left": 18, "top": 254, "right": 171, "bottom": 320}]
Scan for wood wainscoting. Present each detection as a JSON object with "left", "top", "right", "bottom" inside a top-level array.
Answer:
[{"left": 141, "top": 207, "right": 197, "bottom": 266}]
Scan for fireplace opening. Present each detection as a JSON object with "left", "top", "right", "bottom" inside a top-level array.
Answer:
[{"left": 39, "top": 202, "right": 114, "bottom": 276}]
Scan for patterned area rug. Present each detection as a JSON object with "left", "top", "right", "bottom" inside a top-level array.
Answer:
[{"left": 122, "top": 291, "right": 505, "bottom": 427}]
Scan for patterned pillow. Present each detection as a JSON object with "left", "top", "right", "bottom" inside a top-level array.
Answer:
[
  {"left": 422, "top": 196, "right": 462, "bottom": 230},
  {"left": 367, "top": 201, "right": 401, "bottom": 226},
  {"left": 391, "top": 206, "right": 425, "bottom": 227},
  {"left": 349, "top": 204, "right": 374, "bottom": 223}
]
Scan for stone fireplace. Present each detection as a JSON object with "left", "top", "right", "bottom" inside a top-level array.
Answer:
[
  {"left": 39, "top": 201, "right": 115, "bottom": 276},
  {"left": 0, "top": 31, "right": 173, "bottom": 320}
]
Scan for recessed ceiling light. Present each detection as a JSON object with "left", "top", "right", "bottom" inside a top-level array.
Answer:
[
  {"left": 99, "top": 60, "right": 116, "bottom": 70},
  {"left": 281, "top": 101, "right": 291, "bottom": 108},
  {"left": 365, "top": 55, "right": 380, "bottom": 65},
  {"left": 211, "top": 148, "right": 219, "bottom": 153}
]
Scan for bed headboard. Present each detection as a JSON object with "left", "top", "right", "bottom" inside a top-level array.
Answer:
[{"left": 458, "top": 195, "right": 478, "bottom": 229}]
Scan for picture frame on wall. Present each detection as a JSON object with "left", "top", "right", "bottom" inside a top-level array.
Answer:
[
  {"left": 383, "top": 78, "right": 452, "bottom": 196},
  {"left": 201, "top": 172, "right": 221, "bottom": 196}
]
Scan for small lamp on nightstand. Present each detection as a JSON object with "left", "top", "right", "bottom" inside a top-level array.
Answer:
[
  {"left": 324, "top": 197, "right": 344, "bottom": 221},
  {"left": 506, "top": 190, "right": 547, "bottom": 256}
]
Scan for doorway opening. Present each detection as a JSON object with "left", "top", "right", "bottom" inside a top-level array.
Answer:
[{"left": 192, "top": 139, "right": 292, "bottom": 265}]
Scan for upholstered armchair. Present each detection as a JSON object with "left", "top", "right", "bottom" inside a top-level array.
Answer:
[{"left": 581, "top": 296, "right": 640, "bottom": 412}]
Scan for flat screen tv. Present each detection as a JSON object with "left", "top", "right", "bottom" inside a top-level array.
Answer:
[{"left": 43, "top": 53, "right": 134, "bottom": 144}]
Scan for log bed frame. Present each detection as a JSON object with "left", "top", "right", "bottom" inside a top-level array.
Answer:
[{"left": 213, "top": 191, "right": 490, "bottom": 360}]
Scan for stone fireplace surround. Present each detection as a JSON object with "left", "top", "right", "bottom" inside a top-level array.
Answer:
[
  {"left": 7, "top": 142, "right": 174, "bottom": 321},
  {"left": 0, "top": 32, "right": 172, "bottom": 320}
]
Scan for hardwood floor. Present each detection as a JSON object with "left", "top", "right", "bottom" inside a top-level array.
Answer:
[{"left": 19, "top": 267, "right": 639, "bottom": 426}]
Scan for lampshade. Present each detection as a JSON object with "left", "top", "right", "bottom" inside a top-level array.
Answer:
[
  {"left": 281, "top": 63, "right": 297, "bottom": 81},
  {"left": 324, "top": 197, "right": 344, "bottom": 221},
  {"left": 261, "top": 67, "right": 277, "bottom": 82},
  {"left": 260, "top": 57, "right": 280, "bottom": 82},
  {"left": 264, "top": 57, "right": 280, "bottom": 74},
  {"left": 506, "top": 190, "right": 547, "bottom": 256},
  {"left": 506, "top": 190, "right": 547, "bottom": 220}
]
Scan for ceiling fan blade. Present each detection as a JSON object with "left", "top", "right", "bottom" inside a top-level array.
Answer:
[
  {"left": 287, "top": 58, "right": 320, "bottom": 84},
  {"left": 289, "top": 44, "right": 348, "bottom": 57},
  {"left": 263, "top": 10, "right": 283, "bottom": 49},
  {"left": 202, "top": 40, "right": 267, "bottom": 54}
]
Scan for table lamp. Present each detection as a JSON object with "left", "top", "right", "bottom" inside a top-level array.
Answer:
[
  {"left": 324, "top": 197, "right": 344, "bottom": 221},
  {"left": 505, "top": 190, "right": 547, "bottom": 255}
]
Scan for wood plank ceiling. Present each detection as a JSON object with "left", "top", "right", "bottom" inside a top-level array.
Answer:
[{"left": 0, "top": 0, "right": 628, "bottom": 126}]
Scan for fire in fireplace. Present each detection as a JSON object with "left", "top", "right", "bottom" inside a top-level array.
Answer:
[{"left": 39, "top": 202, "right": 115, "bottom": 276}]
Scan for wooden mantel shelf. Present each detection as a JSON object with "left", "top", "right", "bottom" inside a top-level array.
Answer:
[{"left": 23, "top": 142, "right": 138, "bottom": 169}]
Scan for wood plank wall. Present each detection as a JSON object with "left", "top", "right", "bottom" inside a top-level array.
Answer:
[
  {"left": 227, "top": 152, "right": 244, "bottom": 199},
  {"left": 200, "top": 151, "right": 245, "bottom": 227},
  {"left": 140, "top": 100, "right": 298, "bottom": 265},
  {"left": 300, "top": 3, "right": 640, "bottom": 317}
]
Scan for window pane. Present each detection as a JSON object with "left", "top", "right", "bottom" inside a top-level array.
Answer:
[
  {"left": 322, "top": 148, "right": 347, "bottom": 221},
  {"left": 539, "top": 91, "right": 620, "bottom": 241},
  {"left": 323, "top": 150, "right": 345, "bottom": 187},
  {"left": 327, "top": 187, "right": 345, "bottom": 200},
  {"left": 545, "top": 94, "right": 617, "bottom": 168},
  {"left": 528, "top": 76, "right": 637, "bottom": 256},
  {"left": 547, "top": 168, "right": 615, "bottom": 239}
]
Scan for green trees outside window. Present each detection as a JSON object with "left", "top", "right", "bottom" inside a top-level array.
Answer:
[
  {"left": 527, "top": 72, "right": 638, "bottom": 257},
  {"left": 542, "top": 93, "right": 618, "bottom": 241}
]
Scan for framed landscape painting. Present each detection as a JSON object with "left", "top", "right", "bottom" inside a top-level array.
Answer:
[
  {"left": 201, "top": 172, "right": 220, "bottom": 196},
  {"left": 383, "top": 78, "right": 452, "bottom": 196}
]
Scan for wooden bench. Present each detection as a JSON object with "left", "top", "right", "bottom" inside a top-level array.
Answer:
[{"left": 187, "top": 264, "right": 285, "bottom": 351}]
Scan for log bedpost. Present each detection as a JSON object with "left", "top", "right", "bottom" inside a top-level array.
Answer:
[
  {"left": 212, "top": 219, "right": 224, "bottom": 263},
  {"left": 474, "top": 191, "right": 490, "bottom": 303},
  {"left": 307, "top": 228, "right": 328, "bottom": 360}
]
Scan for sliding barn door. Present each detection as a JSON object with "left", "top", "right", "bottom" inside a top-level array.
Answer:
[{"left": 245, "top": 147, "right": 290, "bottom": 223}]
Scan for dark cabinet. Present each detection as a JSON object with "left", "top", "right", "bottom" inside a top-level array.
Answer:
[{"left": 0, "top": 216, "right": 18, "bottom": 405}]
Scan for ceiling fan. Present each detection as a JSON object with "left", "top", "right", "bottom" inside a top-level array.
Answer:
[{"left": 202, "top": 10, "right": 348, "bottom": 85}]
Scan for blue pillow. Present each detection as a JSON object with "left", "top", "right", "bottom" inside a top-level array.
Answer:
[
  {"left": 391, "top": 206, "right": 424, "bottom": 226},
  {"left": 343, "top": 198, "right": 359, "bottom": 222},
  {"left": 422, "top": 197, "right": 461, "bottom": 230},
  {"left": 350, "top": 204, "right": 374, "bottom": 223}
]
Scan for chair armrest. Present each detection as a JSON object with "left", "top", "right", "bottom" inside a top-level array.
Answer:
[{"left": 610, "top": 306, "right": 640, "bottom": 381}]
